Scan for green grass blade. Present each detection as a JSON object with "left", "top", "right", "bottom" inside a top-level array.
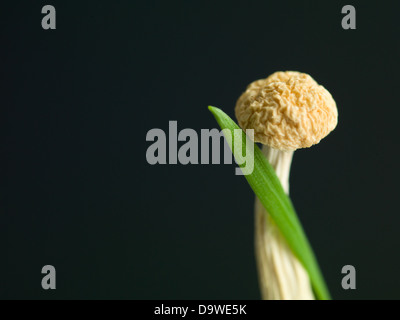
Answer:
[{"left": 208, "top": 106, "right": 330, "bottom": 300}]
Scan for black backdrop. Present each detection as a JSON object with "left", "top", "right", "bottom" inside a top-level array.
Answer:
[{"left": 2, "top": 1, "right": 400, "bottom": 299}]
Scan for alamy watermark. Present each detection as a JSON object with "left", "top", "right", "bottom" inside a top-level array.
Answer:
[
  {"left": 41, "top": 265, "right": 56, "bottom": 290},
  {"left": 341, "top": 5, "right": 356, "bottom": 30},
  {"left": 145, "top": 121, "right": 254, "bottom": 175},
  {"left": 341, "top": 265, "right": 356, "bottom": 290},
  {"left": 41, "top": 5, "right": 56, "bottom": 30}
]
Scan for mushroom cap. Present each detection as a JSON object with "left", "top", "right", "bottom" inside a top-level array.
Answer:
[{"left": 235, "top": 71, "right": 338, "bottom": 151}]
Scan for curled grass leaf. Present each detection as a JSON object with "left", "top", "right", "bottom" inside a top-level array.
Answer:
[{"left": 209, "top": 106, "right": 330, "bottom": 300}]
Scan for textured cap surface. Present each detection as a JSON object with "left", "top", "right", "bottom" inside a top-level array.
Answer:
[{"left": 235, "top": 71, "right": 338, "bottom": 151}]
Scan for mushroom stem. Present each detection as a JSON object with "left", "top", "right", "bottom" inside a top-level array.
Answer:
[{"left": 255, "top": 145, "right": 314, "bottom": 300}]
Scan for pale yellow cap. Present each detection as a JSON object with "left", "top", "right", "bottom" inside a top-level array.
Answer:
[{"left": 235, "top": 71, "right": 338, "bottom": 151}]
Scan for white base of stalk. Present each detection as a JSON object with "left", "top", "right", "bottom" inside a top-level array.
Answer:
[{"left": 255, "top": 146, "right": 314, "bottom": 300}]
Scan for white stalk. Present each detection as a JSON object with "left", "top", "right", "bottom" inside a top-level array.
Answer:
[{"left": 255, "top": 146, "right": 314, "bottom": 300}]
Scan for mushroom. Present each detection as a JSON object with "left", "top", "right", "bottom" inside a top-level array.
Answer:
[{"left": 235, "top": 71, "right": 338, "bottom": 300}]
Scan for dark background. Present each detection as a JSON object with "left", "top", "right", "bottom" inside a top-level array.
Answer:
[{"left": 1, "top": 1, "right": 399, "bottom": 299}]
